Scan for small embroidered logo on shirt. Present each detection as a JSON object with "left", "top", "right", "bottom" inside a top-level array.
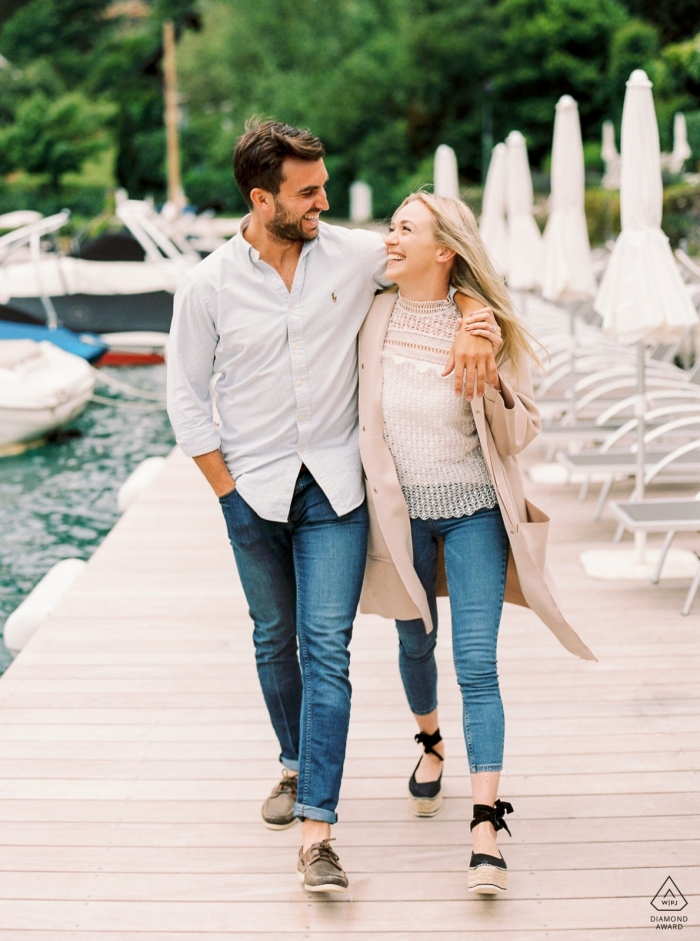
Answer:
[{"left": 331, "top": 291, "right": 337, "bottom": 302}]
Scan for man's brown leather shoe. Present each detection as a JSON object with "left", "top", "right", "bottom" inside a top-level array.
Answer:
[
  {"left": 297, "top": 839, "right": 348, "bottom": 892},
  {"left": 261, "top": 770, "right": 298, "bottom": 830}
]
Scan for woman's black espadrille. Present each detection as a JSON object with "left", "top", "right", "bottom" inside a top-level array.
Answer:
[
  {"left": 408, "top": 729, "right": 444, "bottom": 817},
  {"left": 468, "top": 799, "right": 514, "bottom": 894}
]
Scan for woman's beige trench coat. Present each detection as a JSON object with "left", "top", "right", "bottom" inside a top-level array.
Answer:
[{"left": 358, "top": 292, "right": 595, "bottom": 662}]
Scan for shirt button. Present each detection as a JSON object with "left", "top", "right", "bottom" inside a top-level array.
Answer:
[
  {"left": 362, "top": 426, "right": 366, "bottom": 431},
  {"left": 297, "top": 379, "right": 303, "bottom": 386},
  {"left": 361, "top": 364, "right": 364, "bottom": 369},
  {"left": 300, "top": 415, "right": 307, "bottom": 421}
]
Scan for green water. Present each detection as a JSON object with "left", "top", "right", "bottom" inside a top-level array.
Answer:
[{"left": 0, "top": 364, "right": 174, "bottom": 674}]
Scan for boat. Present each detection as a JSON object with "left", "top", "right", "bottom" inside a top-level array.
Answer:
[
  {"left": 99, "top": 331, "right": 168, "bottom": 366},
  {"left": 0, "top": 302, "right": 107, "bottom": 362},
  {"left": 0, "top": 339, "right": 95, "bottom": 454},
  {"left": 0, "top": 203, "right": 199, "bottom": 334}
]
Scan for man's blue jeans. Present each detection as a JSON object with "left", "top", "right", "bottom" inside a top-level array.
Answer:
[
  {"left": 395, "top": 506, "right": 509, "bottom": 773},
  {"left": 219, "top": 470, "right": 368, "bottom": 824}
]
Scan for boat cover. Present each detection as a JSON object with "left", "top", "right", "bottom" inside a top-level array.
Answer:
[
  {"left": 0, "top": 255, "right": 196, "bottom": 302},
  {"left": 0, "top": 319, "right": 106, "bottom": 362}
]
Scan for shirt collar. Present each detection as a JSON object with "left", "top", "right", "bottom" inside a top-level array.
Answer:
[{"left": 236, "top": 214, "right": 320, "bottom": 266}]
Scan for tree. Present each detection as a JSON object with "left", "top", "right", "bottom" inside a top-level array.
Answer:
[
  {"left": 619, "top": 0, "right": 700, "bottom": 46},
  {"left": 492, "top": 0, "right": 630, "bottom": 162},
  {"left": 0, "top": 91, "right": 115, "bottom": 186},
  {"left": 0, "top": 0, "right": 114, "bottom": 84},
  {"left": 608, "top": 18, "right": 660, "bottom": 120}
]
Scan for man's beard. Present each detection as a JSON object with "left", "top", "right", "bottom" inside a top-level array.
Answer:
[{"left": 267, "top": 198, "right": 316, "bottom": 242}]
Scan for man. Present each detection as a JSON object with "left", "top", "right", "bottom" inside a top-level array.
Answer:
[{"left": 167, "top": 118, "right": 497, "bottom": 892}]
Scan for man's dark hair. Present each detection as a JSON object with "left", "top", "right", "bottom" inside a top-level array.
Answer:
[{"left": 233, "top": 117, "right": 325, "bottom": 209}]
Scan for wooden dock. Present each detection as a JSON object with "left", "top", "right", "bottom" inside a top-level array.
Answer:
[{"left": 0, "top": 447, "right": 697, "bottom": 938}]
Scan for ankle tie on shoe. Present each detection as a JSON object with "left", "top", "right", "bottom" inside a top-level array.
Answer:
[
  {"left": 470, "top": 799, "right": 514, "bottom": 837},
  {"left": 415, "top": 729, "right": 444, "bottom": 760}
]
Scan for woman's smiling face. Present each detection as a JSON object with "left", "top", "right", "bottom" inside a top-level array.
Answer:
[{"left": 384, "top": 199, "right": 451, "bottom": 287}]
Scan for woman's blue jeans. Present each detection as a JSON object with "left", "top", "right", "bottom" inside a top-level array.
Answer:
[
  {"left": 396, "top": 506, "right": 509, "bottom": 773},
  {"left": 219, "top": 470, "right": 368, "bottom": 824}
]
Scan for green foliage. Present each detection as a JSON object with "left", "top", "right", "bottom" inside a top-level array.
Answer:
[
  {"left": 178, "top": 0, "right": 635, "bottom": 212},
  {"left": 608, "top": 19, "right": 659, "bottom": 119},
  {"left": 0, "top": 91, "right": 115, "bottom": 186},
  {"left": 662, "top": 181, "right": 700, "bottom": 249},
  {"left": 1, "top": 0, "right": 700, "bottom": 218},
  {"left": 580, "top": 183, "right": 700, "bottom": 248},
  {"left": 492, "top": 0, "right": 629, "bottom": 158},
  {"left": 686, "top": 110, "right": 700, "bottom": 168},
  {"left": 584, "top": 187, "right": 620, "bottom": 244},
  {"left": 0, "top": 178, "right": 108, "bottom": 217},
  {"left": 0, "top": 0, "right": 113, "bottom": 83},
  {"left": 619, "top": 0, "right": 700, "bottom": 46}
]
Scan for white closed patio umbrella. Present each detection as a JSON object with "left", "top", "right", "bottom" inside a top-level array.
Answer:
[
  {"left": 670, "top": 112, "right": 692, "bottom": 174},
  {"left": 479, "top": 143, "right": 508, "bottom": 275},
  {"left": 541, "top": 96, "right": 596, "bottom": 420},
  {"left": 541, "top": 96, "right": 596, "bottom": 302},
  {"left": 583, "top": 70, "right": 698, "bottom": 580},
  {"left": 434, "top": 145, "right": 460, "bottom": 199},
  {"left": 349, "top": 181, "right": 372, "bottom": 223},
  {"left": 601, "top": 120, "right": 620, "bottom": 190},
  {"left": 505, "top": 130, "right": 542, "bottom": 290}
]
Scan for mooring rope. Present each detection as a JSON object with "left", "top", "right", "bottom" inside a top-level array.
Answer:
[
  {"left": 90, "top": 394, "right": 166, "bottom": 411},
  {"left": 91, "top": 368, "right": 166, "bottom": 402}
]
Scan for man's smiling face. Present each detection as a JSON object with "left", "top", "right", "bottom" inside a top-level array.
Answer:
[{"left": 267, "top": 157, "right": 330, "bottom": 242}]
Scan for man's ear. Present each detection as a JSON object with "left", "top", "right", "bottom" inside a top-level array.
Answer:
[{"left": 249, "top": 187, "right": 273, "bottom": 213}]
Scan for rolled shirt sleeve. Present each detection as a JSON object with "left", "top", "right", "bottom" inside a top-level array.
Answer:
[
  {"left": 365, "top": 230, "right": 392, "bottom": 290},
  {"left": 166, "top": 275, "right": 222, "bottom": 458}
]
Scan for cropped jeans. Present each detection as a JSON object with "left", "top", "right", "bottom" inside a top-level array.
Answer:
[
  {"left": 395, "top": 505, "right": 509, "bottom": 773},
  {"left": 219, "top": 469, "right": 368, "bottom": 824}
]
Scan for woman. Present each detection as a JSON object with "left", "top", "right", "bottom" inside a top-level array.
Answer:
[{"left": 358, "top": 192, "right": 595, "bottom": 895}]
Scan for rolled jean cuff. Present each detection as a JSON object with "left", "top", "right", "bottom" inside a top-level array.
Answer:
[
  {"left": 471, "top": 763, "right": 503, "bottom": 774},
  {"left": 294, "top": 802, "right": 337, "bottom": 825},
  {"left": 411, "top": 701, "right": 438, "bottom": 717},
  {"left": 281, "top": 757, "right": 299, "bottom": 772}
]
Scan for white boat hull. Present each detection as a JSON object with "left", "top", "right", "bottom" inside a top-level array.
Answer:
[{"left": 0, "top": 340, "right": 95, "bottom": 448}]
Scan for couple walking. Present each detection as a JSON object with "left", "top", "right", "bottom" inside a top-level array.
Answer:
[{"left": 167, "top": 119, "right": 594, "bottom": 896}]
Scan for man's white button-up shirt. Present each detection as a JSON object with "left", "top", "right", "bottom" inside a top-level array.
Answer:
[{"left": 167, "top": 220, "right": 387, "bottom": 522}]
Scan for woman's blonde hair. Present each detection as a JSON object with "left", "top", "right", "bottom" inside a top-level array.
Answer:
[{"left": 396, "top": 191, "right": 540, "bottom": 368}]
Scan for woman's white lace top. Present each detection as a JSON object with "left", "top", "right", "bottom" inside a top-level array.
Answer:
[{"left": 381, "top": 294, "right": 498, "bottom": 520}]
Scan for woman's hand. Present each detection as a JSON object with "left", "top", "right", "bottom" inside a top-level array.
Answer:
[
  {"left": 447, "top": 293, "right": 501, "bottom": 399},
  {"left": 460, "top": 306, "right": 503, "bottom": 355}
]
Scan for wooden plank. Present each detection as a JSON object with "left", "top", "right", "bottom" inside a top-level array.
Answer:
[
  {"left": 0, "top": 730, "right": 693, "bottom": 760},
  {"left": 0, "top": 932, "right": 670, "bottom": 941},
  {"left": 0, "top": 841, "right": 696, "bottom": 873},
  {"left": 0, "top": 748, "right": 697, "bottom": 779},
  {"left": 0, "top": 771, "right": 696, "bottom": 801},
  {"left": 0, "top": 792, "right": 695, "bottom": 824},
  {"left": 0, "top": 817, "right": 695, "bottom": 848},
  {"left": 0, "top": 867, "right": 695, "bottom": 902},
  {"left": 0, "top": 896, "right": 695, "bottom": 932},
  {"left": 1, "top": 681, "right": 698, "bottom": 707}
]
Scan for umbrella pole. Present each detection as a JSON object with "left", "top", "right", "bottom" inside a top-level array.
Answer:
[
  {"left": 634, "top": 340, "right": 646, "bottom": 562},
  {"left": 569, "top": 307, "right": 577, "bottom": 421}
]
